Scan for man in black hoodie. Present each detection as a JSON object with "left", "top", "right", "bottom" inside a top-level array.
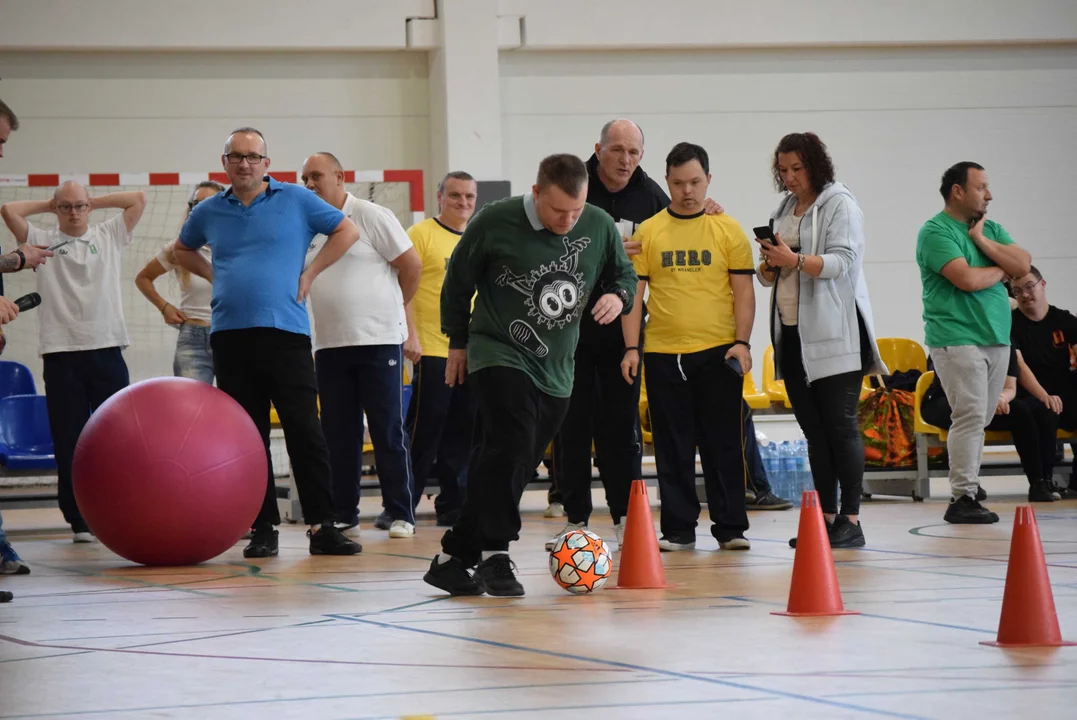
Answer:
[
  {"left": 543, "top": 121, "right": 664, "bottom": 548},
  {"left": 545, "top": 120, "right": 737, "bottom": 549}
]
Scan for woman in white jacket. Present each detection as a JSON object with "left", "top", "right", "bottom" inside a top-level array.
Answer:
[{"left": 757, "top": 132, "right": 886, "bottom": 548}]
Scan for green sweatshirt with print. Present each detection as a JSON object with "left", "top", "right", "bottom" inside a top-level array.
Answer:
[{"left": 440, "top": 195, "right": 637, "bottom": 398}]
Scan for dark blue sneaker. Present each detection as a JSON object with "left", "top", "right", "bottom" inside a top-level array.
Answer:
[{"left": 1, "top": 542, "right": 30, "bottom": 575}]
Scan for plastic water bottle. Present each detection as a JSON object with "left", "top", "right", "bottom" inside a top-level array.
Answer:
[
  {"left": 761, "top": 440, "right": 780, "bottom": 480},
  {"left": 779, "top": 441, "right": 797, "bottom": 502},
  {"left": 793, "top": 439, "right": 811, "bottom": 507}
]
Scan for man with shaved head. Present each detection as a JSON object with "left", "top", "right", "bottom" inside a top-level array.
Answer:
[
  {"left": 300, "top": 151, "right": 423, "bottom": 539},
  {"left": 1, "top": 180, "right": 146, "bottom": 542},
  {"left": 543, "top": 119, "right": 733, "bottom": 549},
  {"left": 175, "top": 128, "right": 363, "bottom": 559}
]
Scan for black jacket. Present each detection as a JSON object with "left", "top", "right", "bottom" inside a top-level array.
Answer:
[{"left": 580, "top": 154, "right": 670, "bottom": 348}]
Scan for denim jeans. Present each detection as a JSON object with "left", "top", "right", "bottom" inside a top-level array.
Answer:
[
  {"left": 174, "top": 324, "right": 214, "bottom": 384},
  {"left": 0, "top": 510, "right": 7, "bottom": 547}
]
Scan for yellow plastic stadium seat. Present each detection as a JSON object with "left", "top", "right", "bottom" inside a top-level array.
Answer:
[
  {"left": 742, "top": 372, "right": 770, "bottom": 410},
  {"left": 913, "top": 371, "right": 945, "bottom": 439},
  {"left": 863, "top": 337, "right": 929, "bottom": 397},
  {"left": 762, "top": 345, "right": 791, "bottom": 408},
  {"left": 915, "top": 370, "right": 1013, "bottom": 444},
  {"left": 876, "top": 337, "right": 928, "bottom": 374},
  {"left": 639, "top": 373, "right": 653, "bottom": 445}
]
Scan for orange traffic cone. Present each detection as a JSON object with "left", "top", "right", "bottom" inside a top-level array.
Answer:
[
  {"left": 772, "top": 490, "right": 858, "bottom": 617},
  {"left": 615, "top": 479, "right": 667, "bottom": 589},
  {"left": 981, "top": 506, "right": 1076, "bottom": 648}
]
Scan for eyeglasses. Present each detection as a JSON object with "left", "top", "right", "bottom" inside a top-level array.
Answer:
[
  {"left": 56, "top": 203, "right": 90, "bottom": 214},
  {"left": 224, "top": 153, "right": 266, "bottom": 165},
  {"left": 1012, "top": 280, "right": 1043, "bottom": 297}
]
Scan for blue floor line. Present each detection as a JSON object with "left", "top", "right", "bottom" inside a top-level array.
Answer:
[{"left": 327, "top": 613, "right": 930, "bottom": 720}]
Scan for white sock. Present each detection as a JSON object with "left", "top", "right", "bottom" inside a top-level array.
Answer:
[{"left": 481, "top": 550, "right": 509, "bottom": 561}]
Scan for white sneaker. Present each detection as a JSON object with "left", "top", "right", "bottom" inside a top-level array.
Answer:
[
  {"left": 719, "top": 537, "right": 751, "bottom": 551},
  {"left": 334, "top": 522, "right": 361, "bottom": 538},
  {"left": 544, "top": 502, "right": 565, "bottom": 518},
  {"left": 388, "top": 520, "right": 415, "bottom": 538},
  {"left": 614, "top": 521, "right": 625, "bottom": 546},
  {"left": 545, "top": 521, "right": 586, "bottom": 551},
  {"left": 72, "top": 532, "right": 96, "bottom": 544}
]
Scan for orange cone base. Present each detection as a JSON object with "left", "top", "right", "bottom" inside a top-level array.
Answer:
[
  {"left": 980, "top": 507, "right": 1076, "bottom": 648},
  {"left": 980, "top": 640, "right": 1077, "bottom": 648},
  {"left": 772, "top": 610, "right": 860, "bottom": 617},
  {"left": 615, "top": 479, "right": 668, "bottom": 589},
  {"left": 774, "top": 491, "right": 856, "bottom": 617}
]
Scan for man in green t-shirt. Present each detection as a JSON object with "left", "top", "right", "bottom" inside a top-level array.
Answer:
[
  {"left": 423, "top": 153, "right": 638, "bottom": 597},
  {"left": 916, "top": 161, "right": 1031, "bottom": 524}
]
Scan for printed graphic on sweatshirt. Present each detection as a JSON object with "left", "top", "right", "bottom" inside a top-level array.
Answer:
[{"left": 496, "top": 236, "right": 591, "bottom": 355}]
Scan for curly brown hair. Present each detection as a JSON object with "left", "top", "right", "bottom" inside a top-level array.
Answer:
[{"left": 771, "top": 132, "right": 835, "bottom": 195}]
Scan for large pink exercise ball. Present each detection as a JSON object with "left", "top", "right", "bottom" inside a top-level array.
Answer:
[{"left": 73, "top": 377, "right": 266, "bottom": 566}]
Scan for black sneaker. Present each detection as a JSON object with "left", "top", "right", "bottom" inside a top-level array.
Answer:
[
  {"left": 373, "top": 511, "right": 392, "bottom": 530},
  {"left": 944, "top": 495, "right": 999, "bottom": 524},
  {"left": 1029, "top": 480, "right": 1060, "bottom": 502},
  {"left": 747, "top": 492, "right": 793, "bottom": 511},
  {"left": 829, "top": 515, "right": 866, "bottom": 548},
  {"left": 436, "top": 509, "right": 461, "bottom": 527},
  {"left": 0, "top": 591, "right": 12, "bottom": 603},
  {"left": 475, "top": 554, "right": 524, "bottom": 597},
  {"left": 975, "top": 486, "right": 988, "bottom": 502},
  {"left": 243, "top": 528, "right": 279, "bottom": 558},
  {"left": 423, "top": 555, "right": 485, "bottom": 596},
  {"left": 790, "top": 517, "right": 834, "bottom": 548},
  {"left": 308, "top": 524, "right": 362, "bottom": 555}
]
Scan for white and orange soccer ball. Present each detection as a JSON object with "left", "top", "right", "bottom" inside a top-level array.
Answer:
[{"left": 549, "top": 528, "right": 613, "bottom": 594}]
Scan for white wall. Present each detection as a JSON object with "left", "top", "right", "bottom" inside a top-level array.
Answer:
[
  {"left": 0, "top": 51, "right": 430, "bottom": 178},
  {"left": 0, "top": 0, "right": 435, "bottom": 50},
  {"left": 1, "top": 0, "right": 1075, "bottom": 385},
  {"left": 501, "top": 45, "right": 1077, "bottom": 358}
]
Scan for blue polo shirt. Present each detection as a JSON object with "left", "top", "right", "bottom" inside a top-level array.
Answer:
[{"left": 179, "top": 177, "right": 345, "bottom": 336}]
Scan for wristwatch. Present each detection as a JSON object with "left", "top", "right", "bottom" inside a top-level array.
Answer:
[{"left": 613, "top": 287, "right": 630, "bottom": 308}]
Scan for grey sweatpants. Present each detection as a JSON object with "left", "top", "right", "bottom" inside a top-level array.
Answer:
[{"left": 929, "top": 345, "right": 1010, "bottom": 499}]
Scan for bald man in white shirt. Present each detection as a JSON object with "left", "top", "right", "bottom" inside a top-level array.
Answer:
[
  {"left": 1, "top": 181, "right": 145, "bottom": 542},
  {"left": 301, "top": 152, "right": 423, "bottom": 538}
]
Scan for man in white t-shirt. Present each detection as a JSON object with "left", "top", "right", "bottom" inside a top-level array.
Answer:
[
  {"left": 301, "top": 152, "right": 423, "bottom": 538},
  {"left": 0, "top": 181, "right": 146, "bottom": 542}
]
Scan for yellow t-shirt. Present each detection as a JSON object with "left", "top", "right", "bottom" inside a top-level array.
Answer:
[
  {"left": 631, "top": 209, "right": 755, "bottom": 354},
  {"left": 406, "top": 217, "right": 463, "bottom": 359}
]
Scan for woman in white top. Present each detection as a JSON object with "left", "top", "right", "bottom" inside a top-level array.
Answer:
[
  {"left": 756, "top": 133, "right": 885, "bottom": 549},
  {"left": 135, "top": 181, "right": 223, "bottom": 384}
]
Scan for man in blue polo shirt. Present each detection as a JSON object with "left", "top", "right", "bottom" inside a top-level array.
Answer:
[{"left": 175, "top": 127, "right": 362, "bottom": 558}]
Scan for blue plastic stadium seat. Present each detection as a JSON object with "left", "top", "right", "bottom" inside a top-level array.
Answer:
[
  {"left": 0, "top": 394, "right": 56, "bottom": 470},
  {"left": 0, "top": 361, "right": 37, "bottom": 399}
]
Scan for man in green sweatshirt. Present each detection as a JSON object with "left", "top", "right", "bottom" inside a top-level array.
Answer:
[{"left": 424, "top": 153, "right": 638, "bottom": 597}]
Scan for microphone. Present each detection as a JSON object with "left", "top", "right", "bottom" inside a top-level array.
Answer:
[{"left": 14, "top": 293, "right": 41, "bottom": 312}]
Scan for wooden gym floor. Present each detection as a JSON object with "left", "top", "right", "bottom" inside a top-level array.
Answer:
[{"left": 1, "top": 480, "right": 1076, "bottom": 719}]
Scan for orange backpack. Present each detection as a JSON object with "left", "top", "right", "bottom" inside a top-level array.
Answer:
[{"left": 858, "top": 384, "right": 918, "bottom": 467}]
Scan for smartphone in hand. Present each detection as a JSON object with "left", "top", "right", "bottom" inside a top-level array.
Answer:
[
  {"left": 753, "top": 225, "right": 779, "bottom": 246},
  {"left": 725, "top": 356, "right": 744, "bottom": 377}
]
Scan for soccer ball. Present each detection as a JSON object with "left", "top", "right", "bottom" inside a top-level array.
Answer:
[{"left": 549, "top": 528, "right": 613, "bottom": 594}]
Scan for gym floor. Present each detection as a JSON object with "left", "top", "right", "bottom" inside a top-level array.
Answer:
[{"left": 1, "top": 479, "right": 1075, "bottom": 720}]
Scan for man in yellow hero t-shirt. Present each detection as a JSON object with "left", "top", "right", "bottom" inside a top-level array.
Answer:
[
  {"left": 404, "top": 171, "right": 478, "bottom": 526},
  {"left": 621, "top": 142, "right": 756, "bottom": 552}
]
